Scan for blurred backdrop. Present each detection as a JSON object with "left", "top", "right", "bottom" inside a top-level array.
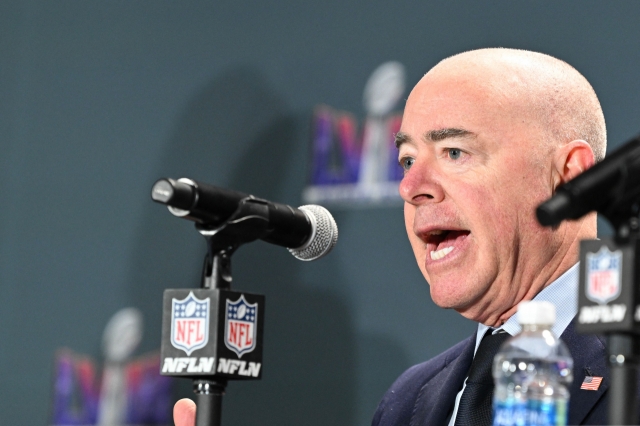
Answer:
[{"left": 1, "top": 1, "right": 638, "bottom": 424}]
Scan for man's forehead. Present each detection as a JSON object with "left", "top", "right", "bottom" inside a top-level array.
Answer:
[
  {"left": 400, "top": 73, "right": 508, "bottom": 127},
  {"left": 397, "top": 74, "right": 532, "bottom": 151},
  {"left": 410, "top": 54, "right": 527, "bottom": 113}
]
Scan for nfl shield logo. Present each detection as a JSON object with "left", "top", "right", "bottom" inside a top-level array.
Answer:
[
  {"left": 224, "top": 295, "right": 258, "bottom": 358},
  {"left": 586, "top": 246, "right": 622, "bottom": 305},
  {"left": 171, "top": 292, "right": 210, "bottom": 356}
]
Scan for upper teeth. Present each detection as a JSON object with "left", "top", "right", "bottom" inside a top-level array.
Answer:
[
  {"left": 429, "top": 230, "right": 444, "bottom": 235},
  {"left": 430, "top": 246, "right": 454, "bottom": 260}
]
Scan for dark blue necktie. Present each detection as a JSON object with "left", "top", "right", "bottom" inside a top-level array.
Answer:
[{"left": 454, "top": 330, "right": 510, "bottom": 426}]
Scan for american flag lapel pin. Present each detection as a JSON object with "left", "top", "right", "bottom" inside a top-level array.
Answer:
[{"left": 580, "top": 376, "right": 603, "bottom": 391}]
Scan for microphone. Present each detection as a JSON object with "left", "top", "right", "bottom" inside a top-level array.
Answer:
[
  {"left": 151, "top": 178, "right": 338, "bottom": 261},
  {"left": 536, "top": 135, "right": 640, "bottom": 227}
]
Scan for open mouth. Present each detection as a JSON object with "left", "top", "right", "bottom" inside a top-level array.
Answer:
[{"left": 424, "top": 229, "right": 470, "bottom": 261}]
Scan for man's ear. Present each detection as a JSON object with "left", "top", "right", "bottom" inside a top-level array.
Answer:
[{"left": 552, "top": 140, "right": 595, "bottom": 189}]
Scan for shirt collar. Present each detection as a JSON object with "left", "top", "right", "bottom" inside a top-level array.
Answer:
[{"left": 474, "top": 262, "right": 579, "bottom": 354}]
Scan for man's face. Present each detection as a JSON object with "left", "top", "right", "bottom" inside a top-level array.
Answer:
[{"left": 397, "top": 69, "right": 560, "bottom": 323}]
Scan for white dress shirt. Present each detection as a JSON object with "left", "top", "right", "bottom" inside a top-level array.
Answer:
[{"left": 447, "top": 262, "right": 579, "bottom": 425}]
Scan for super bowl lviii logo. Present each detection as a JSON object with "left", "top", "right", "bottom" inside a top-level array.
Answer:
[
  {"left": 303, "top": 61, "right": 406, "bottom": 205},
  {"left": 225, "top": 295, "right": 257, "bottom": 358},
  {"left": 586, "top": 246, "right": 622, "bottom": 304},
  {"left": 171, "top": 292, "right": 210, "bottom": 356}
]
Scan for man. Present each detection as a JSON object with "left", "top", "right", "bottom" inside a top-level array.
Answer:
[
  {"left": 373, "top": 48, "right": 612, "bottom": 425},
  {"left": 172, "top": 48, "right": 616, "bottom": 425}
]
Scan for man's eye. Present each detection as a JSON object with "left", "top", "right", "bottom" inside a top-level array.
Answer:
[
  {"left": 400, "top": 157, "right": 415, "bottom": 170},
  {"left": 447, "top": 148, "right": 462, "bottom": 160}
]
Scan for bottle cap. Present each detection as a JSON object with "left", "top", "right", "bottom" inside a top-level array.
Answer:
[{"left": 517, "top": 301, "right": 556, "bottom": 325}]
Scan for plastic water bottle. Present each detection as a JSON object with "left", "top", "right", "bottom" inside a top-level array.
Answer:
[{"left": 492, "top": 301, "right": 573, "bottom": 426}]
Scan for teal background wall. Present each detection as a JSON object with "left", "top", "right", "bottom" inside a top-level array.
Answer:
[{"left": 1, "top": 1, "right": 637, "bottom": 424}]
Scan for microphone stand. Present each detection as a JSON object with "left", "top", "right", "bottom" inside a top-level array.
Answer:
[
  {"left": 606, "top": 216, "right": 640, "bottom": 426},
  {"left": 577, "top": 208, "right": 640, "bottom": 425},
  {"left": 191, "top": 250, "right": 230, "bottom": 426},
  {"left": 159, "top": 198, "right": 270, "bottom": 426},
  {"left": 152, "top": 179, "right": 337, "bottom": 425}
]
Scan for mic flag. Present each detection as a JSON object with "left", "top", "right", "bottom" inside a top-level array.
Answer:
[{"left": 160, "top": 288, "right": 265, "bottom": 380}]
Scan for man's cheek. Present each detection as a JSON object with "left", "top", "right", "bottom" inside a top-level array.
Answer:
[{"left": 404, "top": 204, "right": 417, "bottom": 241}]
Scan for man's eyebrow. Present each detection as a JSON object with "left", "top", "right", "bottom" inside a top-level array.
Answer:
[
  {"left": 395, "top": 128, "right": 474, "bottom": 149},
  {"left": 427, "top": 128, "right": 473, "bottom": 141},
  {"left": 394, "top": 131, "right": 411, "bottom": 149}
]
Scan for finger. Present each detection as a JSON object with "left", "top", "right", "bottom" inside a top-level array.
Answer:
[{"left": 173, "top": 398, "right": 196, "bottom": 426}]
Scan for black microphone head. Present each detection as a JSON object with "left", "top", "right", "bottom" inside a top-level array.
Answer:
[
  {"left": 536, "top": 192, "right": 572, "bottom": 227},
  {"left": 288, "top": 205, "right": 338, "bottom": 261},
  {"left": 151, "top": 179, "right": 174, "bottom": 203},
  {"left": 151, "top": 178, "right": 196, "bottom": 211}
]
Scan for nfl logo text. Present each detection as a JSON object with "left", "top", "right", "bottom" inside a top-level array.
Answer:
[
  {"left": 171, "top": 292, "right": 210, "bottom": 356},
  {"left": 586, "top": 246, "right": 622, "bottom": 305},
  {"left": 225, "top": 295, "right": 257, "bottom": 358},
  {"left": 579, "top": 243, "right": 628, "bottom": 326},
  {"left": 161, "top": 288, "right": 264, "bottom": 379}
]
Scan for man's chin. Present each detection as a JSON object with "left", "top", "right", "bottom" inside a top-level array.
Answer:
[
  {"left": 429, "top": 287, "right": 474, "bottom": 310},
  {"left": 428, "top": 271, "right": 489, "bottom": 306}
]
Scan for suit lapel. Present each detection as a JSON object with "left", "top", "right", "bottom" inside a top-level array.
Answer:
[
  {"left": 410, "top": 335, "right": 475, "bottom": 426},
  {"left": 561, "top": 321, "right": 609, "bottom": 425}
]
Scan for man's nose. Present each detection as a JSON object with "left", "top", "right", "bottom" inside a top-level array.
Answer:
[{"left": 398, "top": 160, "right": 445, "bottom": 204}]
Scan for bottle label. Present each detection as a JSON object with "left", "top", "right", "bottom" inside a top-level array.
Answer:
[{"left": 493, "top": 399, "right": 567, "bottom": 426}]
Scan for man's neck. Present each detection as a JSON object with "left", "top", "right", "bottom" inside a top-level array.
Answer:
[{"left": 475, "top": 262, "right": 580, "bottom": 350}]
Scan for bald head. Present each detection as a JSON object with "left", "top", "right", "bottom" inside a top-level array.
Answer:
[{"left": 427, "top": 48, "right": 606, "bottom": 162}]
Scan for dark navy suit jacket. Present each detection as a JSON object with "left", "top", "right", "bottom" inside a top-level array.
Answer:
[{"left": 372, "top": 320, "right": 637, "bottom": 425}]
